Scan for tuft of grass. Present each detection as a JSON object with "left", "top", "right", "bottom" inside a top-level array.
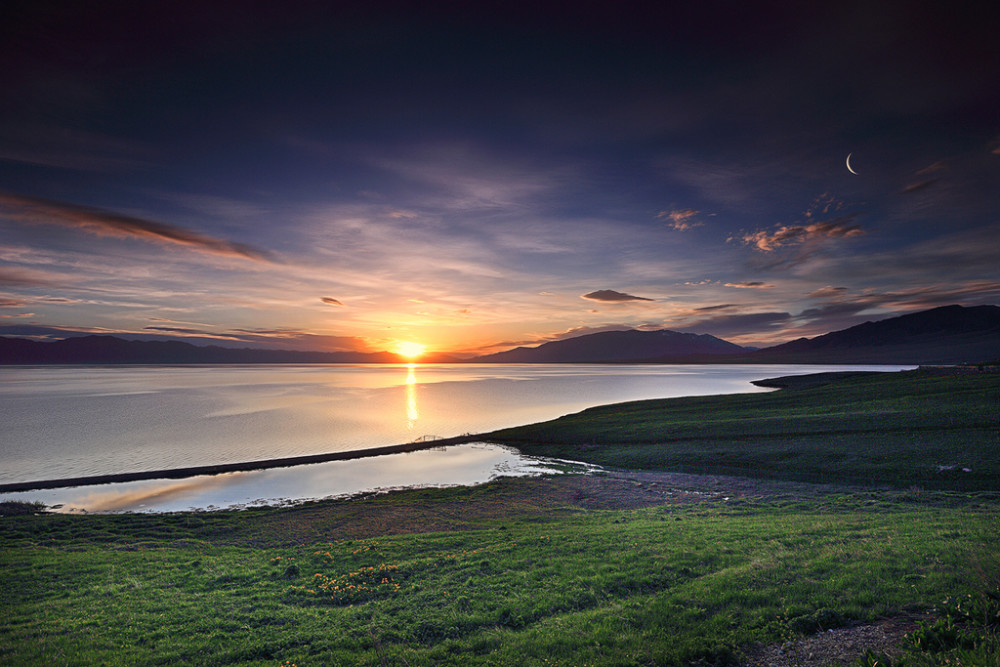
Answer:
[{"left": 0, "top": 500, "right": 48, "bottom": 516}]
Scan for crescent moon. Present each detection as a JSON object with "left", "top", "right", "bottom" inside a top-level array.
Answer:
[{"left": 846, "top": 153, "right": 859, "bottom": 175}]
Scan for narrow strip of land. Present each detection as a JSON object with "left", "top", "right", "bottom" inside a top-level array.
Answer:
[{"left": 0, "top": 434, "right": 480, "bottom": 493}]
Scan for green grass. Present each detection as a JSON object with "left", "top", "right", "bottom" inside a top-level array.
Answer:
[
  {"left": 2, "top": 486, "right": 999, "bottom": 666},
  {"left": 2, "top": 369, "right": 998, "bottom": 665},
  {"left": 488, "top": 370, "right": 1000, "bottom": 490}
]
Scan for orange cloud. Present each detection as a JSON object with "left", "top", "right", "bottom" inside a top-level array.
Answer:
[
  {"left": 737, "top": 216, "right": 863, "bottom": 252},
  {"left": 657, "top": 208, "right": 701, "bottom": 231}
]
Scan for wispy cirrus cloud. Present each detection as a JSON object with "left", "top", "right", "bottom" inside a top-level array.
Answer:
[
  {"left": 0, "top": 266, "right": 59, "bottom": 286},
  {"left": 582, "top": 289, "right": 655, "bottom": 303},
  {"left": 321, "top": 297, "right": 344, "bottom": 306},
  {"left": 0, "top": 192, "right": 272, "bottom": 262}
]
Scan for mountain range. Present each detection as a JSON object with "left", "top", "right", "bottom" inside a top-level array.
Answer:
[
  {"left": 0, "top": 335, "right": 404, "bottom": 365},
  {"left": 470, "top": 329, "right": 744, "bottom": 363},
  {"left": 2, "top": 304, "right": 998, "bottom": 365}
]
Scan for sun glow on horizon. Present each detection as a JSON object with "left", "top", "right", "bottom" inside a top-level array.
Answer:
[{"left": 395, "top": 340, "right": 427, "bottom": 360}]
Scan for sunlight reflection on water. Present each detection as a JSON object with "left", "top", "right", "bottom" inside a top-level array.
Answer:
[{"left": 0, "top": 363, "right": 911, "bottom": 512}]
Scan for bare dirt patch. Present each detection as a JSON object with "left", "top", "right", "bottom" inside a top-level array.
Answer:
[
  {"left": 240, "top": 469, "right": 862, "bottom": 545},
  {"left": 741, "top": 616, "right": 920, "bottom": 667}
]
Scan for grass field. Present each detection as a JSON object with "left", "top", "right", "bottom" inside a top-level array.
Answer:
[
  {"left": 489, "top": 370, "right": 1000, "bottom": 491},
  {"left": 2, "top": 370, "right": 998, "bottom": 666}
]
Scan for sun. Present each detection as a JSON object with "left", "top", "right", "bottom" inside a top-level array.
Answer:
[{"left": 394, "top": 341, "right": 426, "bottom": 360}]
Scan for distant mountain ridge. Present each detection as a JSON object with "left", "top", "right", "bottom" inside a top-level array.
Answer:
[
  {"left": 748, "top": 304, "right": 1000, "bottom": 364},
  {"left": 0, "top": 335, "right": 405, "bottom": 365},
  {"left": 471, "top": 329, "right": 746, "bottom": 363},
  {"left": 2, "top": 304, "right": 998, "bottom": 365}
]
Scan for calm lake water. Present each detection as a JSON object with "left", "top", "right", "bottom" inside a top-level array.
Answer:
[{"left": 0, "top": 363, "right": 909, "bottom": 512}]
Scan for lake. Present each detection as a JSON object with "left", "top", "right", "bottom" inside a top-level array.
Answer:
[{"left": 0, "top": 363, "right": 909, "bottom": 512}]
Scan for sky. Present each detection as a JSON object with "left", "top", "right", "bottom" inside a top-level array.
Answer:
[{"left": 2, "top": 0, "right": 999, "bottom": 356}]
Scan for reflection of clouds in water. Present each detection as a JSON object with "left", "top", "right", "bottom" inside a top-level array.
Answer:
[
  {"left": 1, "top": 444, "right": 584, "bottom": 513},
  {"left": 62, "top": 474, "right": 242, "bottom": 512}
]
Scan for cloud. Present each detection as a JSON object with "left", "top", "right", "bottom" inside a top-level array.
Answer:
[
  {"left": 0, "top": 298, "right": 30, "bottom": 307},
  {"left": 678, "top": 311, "right": 793, "bottom": 338},
  {"left": 657, "top": 208, "right": 702, "bottom": 231},
  {"left": 901, "top": 180, "right": 937, "bottom": 194},
  {"left": 917, "top": 161, "right": 948, "bottom": 175},
  {"left": 0, "top": 312, "right": 33, "bottom": 318},
  {"left": 0, "top": 266, "right": 58, "bottom": 286},
  {"left": 582, "top": 289, "right": 655, "bottom": 302},
  {"left": 144, "top": 326, "right": 220, "bottom": 336},
  {"left": 321, "top": 297, "right": 344, "bottom": 306},
  {"left": 2, "top": 323, "right": 378, "bottom": 352},
  {"left": 724, "top": 281, "right": 774, "bottom": 289},
  {"left": 736, "top": 215, "right": 864, "bottom": 252},
  {"left": 226, "top": 329, "right": 374, "bottom": 353},
  {"left": 807, "top": 286, "right": 849, "bottom": 299},
  {"left": 806, "top": 282, "right": 1000, "bottom": 315},
  {"left": 0, "top": 192, "right": 272, "bottom": 262}
]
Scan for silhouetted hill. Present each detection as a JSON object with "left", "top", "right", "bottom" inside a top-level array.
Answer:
[
  {"left": 471, "top": 329, "right": 746, "bottom": 363},
  {"left": 749, "top": 304, "right": 1000, "bottom": 364},
  {"left": 0, "top": 335, "right": 405, "bottom": 365},
  {"left": 4, "top": 304, "right": 997, "bottom": 365}
]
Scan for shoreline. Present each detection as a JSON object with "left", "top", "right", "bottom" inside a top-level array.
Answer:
[{"left": 0, "top": 434, "right": 481, "bottom": 493}]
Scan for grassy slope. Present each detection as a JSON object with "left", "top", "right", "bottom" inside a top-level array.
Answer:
[
  {"left": 2, "top": 487, "right": 998, "bottom": 666},
  {"left": 489, "top": 370, "right": 1000, "bottom": 490},
  {"left": 2, "top": 370, "right": 999, "bottom": 666}
]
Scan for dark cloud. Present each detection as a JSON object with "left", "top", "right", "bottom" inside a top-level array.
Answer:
[
  {"left": 321, "top": 297, "right": 344, "bottom": 306},
  {"left": 695, "top": 304, "right": 736, "bottom": 312},
  {"left": 144, "top": 326, "right": 220, "bottom": 336},
  {"left": 582, "top": 290, "right": 655, "bottom": 303},
  {"left": 0, "top": 192, "right": 271, "bottom": 262},
  {"left": 798, "top": 302, "right": 873, "bottom": 322},
  {"left": 808, "top": 286, "right": 849, "bottom": 299},
  {"left": 0, "top": 266, "right": 56, "bottom": 286},
  {"left": 724, "top": 281, "right": 773, "bottom": 289},
  {"left": 678, "top": 312, "right": 792, "bottom": 338},
  {"left": 917, "top": 161, "right": 948, "bottom": 175},
  {"left": 547, "top": 323, "right": 662, "bottom": 341},
  {"left": 1, "top": 323, "right": 376, "bottom": 352},
  {"left": 807, "top": 282, "right": 1000, "bottom": 314},
  {"left": 0, "top": 324, "right": 115, "bottom": 340},
  {"left": 901, "top": 180, "right": 937, "bottom": 194}
]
